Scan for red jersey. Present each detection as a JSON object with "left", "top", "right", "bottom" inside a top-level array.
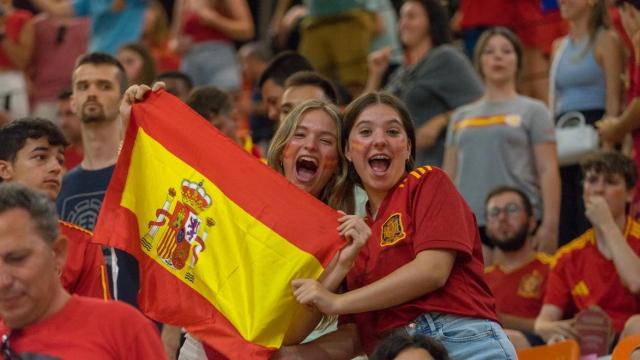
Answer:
[
  {"left": 0, "top": 296, "right": 165, "bottom": 359},
  {"left": 343, "top": 166, "right": 497, "bottom": 353},
  {"left": 63, "top": 144, "right": 83, "bottom": 170},
  {"left": 459, "top": 0, "right": 515, "bottom": 28},
  {"left": 59, "top": 221, "right": 109, "bottom": 299},
  {"left": 544, "top": 218, "right": 640, "bottom": 333},
  {"left": 0, "top": 10, "right": 32, "bottom": 70},
  {"left": 484, "top": 253, "right": 552, "bottom": 318}
]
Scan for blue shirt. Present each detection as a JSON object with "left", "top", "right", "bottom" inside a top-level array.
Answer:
[{"left": 72, "top": 0, "right": 145, "bottom": 55}]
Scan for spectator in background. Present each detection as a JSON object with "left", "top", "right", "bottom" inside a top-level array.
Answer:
[
  {"left": 443, "top": 27, "right": 560, "bottom": 260},
  {"left": 550, "top": 0, "right": 624, "bottom": 246},
  {"left": 28, "top": 11, "right": 89, "bottom": 121},
  {"left": 366, "top": 0, "right": 484, "bottom": 167},
  {"left": 483, "top": 186, "right": 551, "bottom": 349},
  {"left": 0, "top": 0, "right": 34, "bottom": 121},
  {"left": 279, "top": 70, "right": 338, "bottom": 122},
  {"left": 186, "top": 85, "right": 262, "bottom": 159},
  {"left": 238, "top": 41, "right": 271, "bottom": 155},
  {"left": 534, "top": 151, "right": 640, "bottom": 348},
  {"left": 0, "top": 118, "right": 107, "bottom": 300},
  {"left": 156, "top": 70, "right": 193, "bottom": 101},
  {"left": 57, "top": 52, "right": 139, "bottom": 308},
  {"left": 142, "top": 0, "right": 180, "bottom": 72},
  {"left": 271, "top": 0, "right": 372, "bottom": 97},
  {"left": 56, "top": 90, "right": 83, "bottom": 170},
  {"left": 29, "top": 0, "right": 147, "bottom": 55},
  {"left": 258, "top": 50, "right": 313, "bottom": 122},
  {"left": 117, "top": 42, "right": 157, "bottom": 86},
  {"left": 170, "top": 0, "right": 254, "bottom": 92}
]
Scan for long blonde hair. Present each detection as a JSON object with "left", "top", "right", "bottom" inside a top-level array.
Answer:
[{"left": 267, "top": 99, "right": 354, "bottom": 214}]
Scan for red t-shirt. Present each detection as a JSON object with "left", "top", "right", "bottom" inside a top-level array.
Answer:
[
  {"left": 59, "top": 221, "right": 109, "bottom": 299},
  {"left": 459, "top": 0, "right": 515, "bottom": 29},
  {"left": 544, "top": 219, "right": 640, "bottom": 333},
  {"left": 484, "top": 253, "right": 552, "bottom": 318},
  {"left": 183, "top": 11, "right": 230, "bottom": 43},
  {"left": 343, "top": 166, "right": 497, "bottom": 353},
  {"left": 0, "top": 10, "right": 32, "bottom": 70},
  {"left": 0, "top": 296, "right": 165, "bottom": 359},
  {"left": 63, "top": 145, "right": 83, "bottom": 170}
]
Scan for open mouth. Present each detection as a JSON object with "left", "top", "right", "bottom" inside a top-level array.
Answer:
[
  {"left": 296, "top": 156, "right": 318, "bottom": 182},
  {"left": 369, "top": 154, "right": 391, "bottom": 173}
]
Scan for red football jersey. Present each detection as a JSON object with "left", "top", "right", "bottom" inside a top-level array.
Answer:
[
  {"left": 485, "top": 253, "right": 551, "bottom": 318},
  {"left": 59, "top": 221, "right": 109, "bottom": 300},
  {"left": 344, "top": 166, "right": 497, "bottom": 353},
  {"left": 544, "top": 219, "right": 640, "bottom": 333}
]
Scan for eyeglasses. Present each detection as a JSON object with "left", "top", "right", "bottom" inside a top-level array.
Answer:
[{"left": 487, "top": 203, "right": 522, "bottom": 219}]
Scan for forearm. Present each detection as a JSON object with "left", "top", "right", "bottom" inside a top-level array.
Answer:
[
  {"left": 617, "top": 98, "right": 640, "bottom": 133},
  {"left": 539, "top": 166, "right": 560, "bottom": 230},
  {"left": 499, "top": 313, "right": 536, "bottom": 333},
  {"left": 363, "top": 72, "right": 383, "bottom": 94},
  {"left": 601, "top": 224, "right": 640, "bottom": 293},
  {"left": 336, "top": 250, "right": 454, "bottom": 314}
]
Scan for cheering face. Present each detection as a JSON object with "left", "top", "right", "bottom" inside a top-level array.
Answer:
[
  {"left": 583, "top": 170, "right": 633, "bottom": 219},
  {"left": 0, "top": 209, "right": 65, "bottom": 329},
  {"left": 399, "top": 1, "right": 430, "bottom": 49},
  {"left": 485, "top": 191, "right": 532, "bottom": 252},
  {"left": 346, "top": 104, "right": 411, "bottom": 196},
  {"left": 281, "top": 109, "right": 339, "bottom": 198},
  {"left": 0, "top": 138, "right": 65, "bottom": 200},
  {"left": 480, "top": 34, "right": 518, "bottom": 85},
  {"left": 71, "top": 64, "right": 122, "bottom": 124}
]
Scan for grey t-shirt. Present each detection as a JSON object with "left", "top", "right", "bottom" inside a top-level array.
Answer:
[
  {"left": 386, "top": 44, "right": 484, "bottom": 167},
  {"left": 445, "top": 95, "right": 555, "bottom": 225}
]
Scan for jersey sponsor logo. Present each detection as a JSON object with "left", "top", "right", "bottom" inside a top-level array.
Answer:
[
  {"left": 380, "top": 212, "right": 406, "bottom": 247},
  {"left": 571, "top": 280, "right": 590, "bottom": 298},
  {"left": 517, "top": 269, "right": 544, "bottom": 298},
  {"left": 141, "top": 180, "right": 215, "bottom": 282}
]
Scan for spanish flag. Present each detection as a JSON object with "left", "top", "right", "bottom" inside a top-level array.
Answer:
[{"left": 94, "top": 90, "right": 343, "bottom": 358}]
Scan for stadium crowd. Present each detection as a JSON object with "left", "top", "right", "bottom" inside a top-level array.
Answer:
[{"left": 2, "top": 0, "right": 640, "bottom": 359}]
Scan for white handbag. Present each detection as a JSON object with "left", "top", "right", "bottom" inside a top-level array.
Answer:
[{"left": 555, "top": 111, "right": 599, "bottom": 166}]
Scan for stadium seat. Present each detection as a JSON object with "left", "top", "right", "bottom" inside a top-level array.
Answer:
[
  {"left": 516, "top": 339, "right": 580, "bottom": 360},
  {"left": 612, "top": 335, "right": 640, "bottom": 360}
]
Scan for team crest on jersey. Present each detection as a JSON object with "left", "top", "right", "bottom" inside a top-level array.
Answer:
[
  {"left": 141, "top": 180, "right": 215, "bottom": 282},
  {"left": 517, "top": 269, "right": 543, "bottom": 298},
  {"left": 380, "top": 213, "right": 406, "bottom": 246}
]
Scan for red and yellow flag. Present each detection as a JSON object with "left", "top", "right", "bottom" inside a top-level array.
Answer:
[{"left": 94, "top": 91, "right": 343, "bottom": 358}]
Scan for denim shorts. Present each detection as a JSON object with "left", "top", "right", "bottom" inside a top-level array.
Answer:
[{"left": 403, "top": 312, "right": 517, "bottom": 360}]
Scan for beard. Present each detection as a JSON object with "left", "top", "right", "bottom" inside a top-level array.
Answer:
[
  {"left": 489, "top": 223, "right": 529, "bottom": 252},
  {"left": 81, "top": 102, "right": 107, "bottom": 124}
]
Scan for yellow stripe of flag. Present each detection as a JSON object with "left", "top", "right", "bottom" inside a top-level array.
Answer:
[{"left": 120, "top": 129, "right": 324, "bottom": 347}]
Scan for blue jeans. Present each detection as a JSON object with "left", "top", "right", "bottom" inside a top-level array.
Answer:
[{"left": 406, "top": 313, "right": 517, "bottom": 360}]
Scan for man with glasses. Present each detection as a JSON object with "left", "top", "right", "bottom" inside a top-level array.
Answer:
[
  {"left": 0, "top": 183, "right": 165, "bottom": 358},
  {"left": 483, "top": 185, "right": 551, "bottom": 349},
  {"left": 534, "top": 151, "right": 640, "bottom": 351}
]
